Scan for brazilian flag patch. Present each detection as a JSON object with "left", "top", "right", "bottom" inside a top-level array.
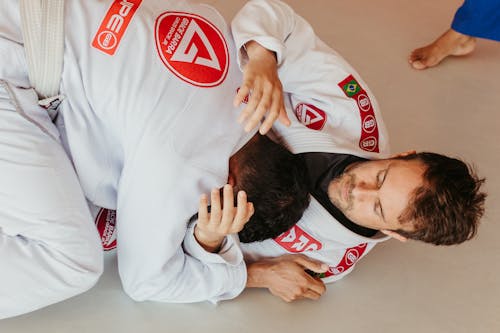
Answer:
[{"left": 342, "top": 79, "right": 361, "bottom": 97}]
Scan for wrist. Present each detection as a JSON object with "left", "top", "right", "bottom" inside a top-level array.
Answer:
[
  {"left": 194, "top": 227, "right": 224, "bottom": 253},
  {"left": 246, "top": 260, "right": 270, "bottom": 288},
  {"left": 244, "top": 40, "right": 277, "bottom": 62}
]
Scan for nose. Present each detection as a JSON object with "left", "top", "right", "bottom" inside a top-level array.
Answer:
[{"left": 351, "top": 182, "right": 378, "bottom": 200}]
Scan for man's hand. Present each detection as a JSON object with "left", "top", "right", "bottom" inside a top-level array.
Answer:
[
  {"left": 246, "top": 254, "right": 328, "bottom": 302},
  {"left": 234, "top": 40, "right": 291, "bottom": 135},
  {"left": 195, "top": 184, "right": 254, "bottom": 253}
]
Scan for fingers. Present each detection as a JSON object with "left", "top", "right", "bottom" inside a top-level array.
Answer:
[
  {"left": 258, "top": 85, "right": 283, "bottom": 134},
  {"left": 240, "top": 83, "right": 285, "bottom": 135},
  {"left": 238, "top": 83, "right": 263, "bottom": 128},
  {"left": 282, "top": 288, "right": 322, "bottom": 302},
  {"left": 302, "top": 288, "right": 323, "bottom": 301},
  {"left": 219, "top": 184, "right": 235, "bottom": 230},
  {"left": 245, "top": 85, "right": 277, "bottom": 134},
  {"left": 274, "top": 282, "right": 325, "bottom": 303},
  {"left": 236, "top": 67, "right": 286, "bottom": 134},
  {"left": 304, "top": 275, "right": 326, "bottom": 297},
  {"left": 292, "top": 254, "right": 329, "bottom": 274},
  {"left": 233, "top": 191, "right": 254, "bottom": 232},
  {"left": 203, "top": 185, "right": 253, "bottom": 235},
  {"left": 219, "top": 186, "right": 253, "bottom": 233},
  {"left": 198, "top": 193, "right": 209, "bottom": 224},
  {"left": 209, "top": 187, "right": 222, "bottom": 227},
  {"left": 234, "top": 85, "right": 251, "bottom": 108}
]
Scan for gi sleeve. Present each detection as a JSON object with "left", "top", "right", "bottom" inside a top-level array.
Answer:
[
  {"left": 231, "top": 0, "right": 295, "bottom": 68},
  {"left": 183, "top": 220, "right": 243, "bottom": 266},
  {"left": 232, "top": 0, "right": 391, "bottom": 158},
  {"left": 115, "top": 137, "right": 247, "bottom": 304},
  {"left": 231, "top": 0, "right": 362, "bottom": 98}
]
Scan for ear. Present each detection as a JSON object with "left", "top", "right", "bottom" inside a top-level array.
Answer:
[
  {"left": 381, "top": 229, "right": 408, "bottom": 242},
  {"left": 390, "top": 150, "right": 416, "bottom": 159}
]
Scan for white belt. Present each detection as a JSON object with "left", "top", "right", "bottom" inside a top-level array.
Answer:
[{"left": 20, "top": 0, "right": 65, "bottom": 119}]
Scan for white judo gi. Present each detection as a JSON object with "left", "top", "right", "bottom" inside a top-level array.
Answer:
[
  {"left": 0, "top": 0, "right": 391, "bottom": 319},
  {"left": 232, "top": 0, "right": 391, "bottom": 283},
  {"left": 56, "top": 0, "right": 256, "bottom": 304},
  {"left": 91, "top": 0, "right": 392, "bottom": 289},
  {"left": 1, "top": 0, "right": 254, "bottom": 318}
]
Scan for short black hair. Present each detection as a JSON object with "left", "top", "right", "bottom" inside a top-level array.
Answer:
[{"left": 234, "top": 135, "right": 310, "bottom": 243}]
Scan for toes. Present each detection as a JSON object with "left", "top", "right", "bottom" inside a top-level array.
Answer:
[
  {"left": 409, "top": 51, "right": 423, "bottom": 64},
  {"left": 410, "top": 60, "right": 428, "bottom": 70}
]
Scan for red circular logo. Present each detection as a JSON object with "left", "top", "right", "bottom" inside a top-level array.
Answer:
[
  {"left": 362, "top": 115, "right": 377, "bottom": 134},
  {"left": 359, "top": 136, "right": 378, "bottom": 152},
  {"left": 345, "top": 249, "right": 360, "bottom": 266},
  {"left": 97, "top": 30, "right": 118, "bottom": 50},
  {"left": 295, "top": 103, "right": 327, "bottom": 131},
  {"left": 357, "top": 93, "right": 371, "bottom": 112},
  {"left": 155, "top": 12, "right": 229, "bottom": 87}
]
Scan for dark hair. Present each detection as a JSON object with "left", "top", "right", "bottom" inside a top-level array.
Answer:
[
  {"left": 395, "top": 152, "right": 486, "bottom": 245},
  {"left": 234, "top": 135, "right": 310, "bottom": 243}
]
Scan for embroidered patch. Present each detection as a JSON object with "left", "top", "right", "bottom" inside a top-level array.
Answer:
[
  {"left": 324, "top": 243, "right": 368, "bottom": 277},
  {"left": 338, "top": 75, "right": 380, "bottom": 153},
  {"left": 155, "top": 12, "right": 229, "bottom": 87},
  {"left": 341, "top": 78, "right": 361, "bottom": 98},
  {"left": 294, "top": 103, "right": 327, "bottom": 131},
  {"left": 360, "top": 136, "right": 378, "bottom": 151},
  {"left": 362, "top": 114, "right": 377, "bottom": 134},
  {"left": 92, "top": 0, "right": 142, "bottom": 55},
  {"left": 95, "top": 208, "right": 117, "bottom": 251},
  {"left": 274, "top": 225, "right": 322, "bottom": 252}
]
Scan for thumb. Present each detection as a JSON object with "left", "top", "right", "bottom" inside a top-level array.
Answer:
[{"left": 293, "top": 255, "right": 329, "bottom": 273}]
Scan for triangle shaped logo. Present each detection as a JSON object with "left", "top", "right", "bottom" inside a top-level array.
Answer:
[
  {"left": 155, "top": 12, "right": 229, "bottom": 87},
  {"left": 171, "top": 19, "right": 221, "bottom": 71},
  {"left": 295, "top": 103, "right": 327, "bottom": 131}
]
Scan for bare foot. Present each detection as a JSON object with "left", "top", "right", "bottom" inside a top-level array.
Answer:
[{"left": 409, "top": 29, "right": 476, "bottom": 69}]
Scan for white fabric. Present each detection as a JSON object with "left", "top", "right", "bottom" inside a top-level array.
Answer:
[
  {"left": 231, "top": 0, "right": 392, "bottom": 283},
  {"left": 232, "top": 0, "right": 391, "bottom": 159},
  {"left": 0, "top": 0, "right": 393, "bottom": 318},
  {"left": 56, "top": 0, "right": 252, "bottom": 303},
  {"left": 0, "top": 80, "right": 103, "bottom": 320},
  {"left": 0, "top": 0, "right": 251, "bottom": 316},
  {"left": 19, "top": 0, "right": 64, "bottom": 99},
  {"left": 241, "top": 198, "right": 389, "bottom": 283}
]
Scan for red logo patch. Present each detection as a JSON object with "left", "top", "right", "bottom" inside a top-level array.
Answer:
[
  {"left": 357, "top": 93, "right": 371, "bottom": 112},
  {"left": 92, "top": 0, "right": 142, "bottom": 55},
  {"left": 338, "top": 75, "right": 380, "bottom": 153},
  {"left": 295, "top": 103, "right": 327, "bottom": 131},
  {"left": 95, "top": 208, "right": 117, "bottom": 251},
  {"left": 155, "top": 12, "right": 229, "bottom": 87},
  {"left": 362, "top": 115, "right": 377, "bottom": 134},
  {"left": 274, "top": 225, "right": 322, "bottom": 252},
  {"left": 359, "top": 136, "right": 378, "bottom": 152},
  {"left": 324, "top": 243, "right": 368, "bottom": 277}
]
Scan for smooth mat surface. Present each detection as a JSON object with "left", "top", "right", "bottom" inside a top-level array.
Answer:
[{"left": 2, "top": 0, "right": 499, "bottom": 332}]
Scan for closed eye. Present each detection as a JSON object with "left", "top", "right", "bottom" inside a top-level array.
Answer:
[
  {"left": 377, "top": 168, "right": 388, "bottom": 188},
  {"left": 375, "top": 168, "right": 389, "bottom": 222}
]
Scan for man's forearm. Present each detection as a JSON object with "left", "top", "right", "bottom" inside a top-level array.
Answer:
[{"left": 246, "top": 261, "right": 269, "bottom": 288}]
